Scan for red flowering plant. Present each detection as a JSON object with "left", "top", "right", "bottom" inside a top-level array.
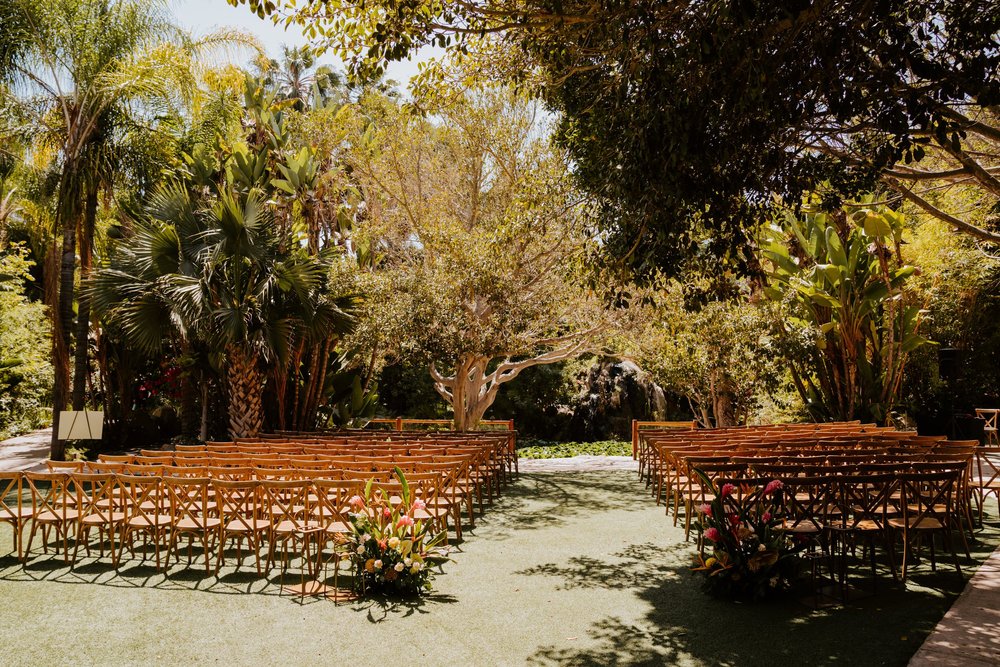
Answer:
[
  {"left": 690, "top": 472, "right": 803, "bottom": 600},
  {"left": 347, "top": 468, "right": 449, "bottom": 596}
]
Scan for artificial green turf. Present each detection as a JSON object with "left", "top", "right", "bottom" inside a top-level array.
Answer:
[{"left": 0, "top": 472, "right": 995, "bottom": 666}]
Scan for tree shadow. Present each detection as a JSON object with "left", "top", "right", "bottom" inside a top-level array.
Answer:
[
  {"left": 479, "top": 472, "right": 646, "bottom": 540},
  {"left": 520, "top": 527, "right": 1000, "bottom": 666}
]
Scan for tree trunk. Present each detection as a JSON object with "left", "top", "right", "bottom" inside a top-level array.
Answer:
[
  {"left": 226, "top": 345, "right": 264, "bottom": 438},
  {"left": 50, "top": 201, "right": 79, "bottom": 461},
  {"left": 199, "top": 374, "right": 210, "bottom": 441},
  {"left": 71, "top": 180, "right": 98, "bottom": 410}
]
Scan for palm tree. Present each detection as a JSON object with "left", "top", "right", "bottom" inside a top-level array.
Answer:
[
  {"left": 266, "top": 45, "right": 344, "bottom": 110},
  {"left": 0, "top": 0, "right": 258, "bottom": 457},
  {"left": 90, "top": 181, "right": 355, "bottom": 438}
]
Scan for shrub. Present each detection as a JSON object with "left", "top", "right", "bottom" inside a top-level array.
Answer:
[{"left": 0, "top": 246, "right": 52, "bottom": 438}]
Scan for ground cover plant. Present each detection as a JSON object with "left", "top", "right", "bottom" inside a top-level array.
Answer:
[{"left": 516, "top": 439, "right": 631, "bottom": 459}]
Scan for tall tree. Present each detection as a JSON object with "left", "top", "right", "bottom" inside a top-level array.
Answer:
[
  {"left": 346, "top": 88, "right": 609, "bottom": 430},
  {"left": 230, "top": 0, "right": 1000, "bottom": 279},
  {"left": 0, "top": 0, "right": 256, "bottom": 456}
]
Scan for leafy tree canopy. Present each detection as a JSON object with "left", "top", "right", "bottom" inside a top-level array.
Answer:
[{"left": 228, "top": 0, "right": 1000, "bottom": 282}]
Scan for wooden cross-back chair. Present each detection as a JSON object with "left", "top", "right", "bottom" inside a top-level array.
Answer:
[
  {"left": 23, "top": 472, "right": 78, "bottom": 563},
  {"left": 213, "top": 479, "right": 266, "bottom": 574},
  {"left": 164, "top": 476, "right": 219, "bottom": 573},
  {"left": 72, "top": 472, "right": 125, "bottom": 566},
  {"left": 888, "top": 468, "right": 965, "bottom": 581},
  {"left": 118, "top": 474, "right": 171, "bottom": 571},
  {"left": 0, "top": 472, "right": 31, "bottom": 561}
]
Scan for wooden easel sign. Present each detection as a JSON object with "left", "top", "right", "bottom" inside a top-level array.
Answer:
[{"left": 57, "top": 410, "right": 105, "bottom": 440}]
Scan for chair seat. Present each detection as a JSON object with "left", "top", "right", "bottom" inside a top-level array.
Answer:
[
  {"left": 888, "top": 516, "right": 944, "bottom": 530},
  {"left": 36, "top": 509, "right": 80, "bottom": 522},
  {"left": 224, "top": 518, "right": 270, "bottom": 532},
  {"left": 322, "top": 520, "right": 351, "bottom": 534},
  {"left": 850, "top": 519, "right": 883, "bottom": 532},
  {"left": 0, "top": 507, "right": 34, "bottom": 520},
  {"left": 81, "top": 511, "right": 126, "bottom": 524},
  {"left": 274, "top": 519, "right": 321, "bottom": 534},
  {"left": 128, "top": 514, "right": 171, "bottom": 527},
  {"left": 175, "top": 517, "right": 221, "bottom": 530},
  {"left": 779, "top": 523, "right": 823, "bottom": 534}
]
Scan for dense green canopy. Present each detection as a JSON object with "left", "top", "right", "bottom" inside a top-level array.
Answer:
[{"left": 230, "top": 0, "right": 1000, "bottom": 281}]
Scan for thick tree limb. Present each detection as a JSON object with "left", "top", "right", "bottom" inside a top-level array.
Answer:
[{"left": 884, "top": 177, "right": 1000, "bottom": 243}]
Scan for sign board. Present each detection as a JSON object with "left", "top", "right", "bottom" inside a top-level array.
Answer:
[{"left": 57, "top": 410, "right": 104, "bottom": 440}]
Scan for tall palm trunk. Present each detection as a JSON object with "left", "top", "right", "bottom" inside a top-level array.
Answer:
[
  {"left": 226, "top": 345, "right": 264, "bottom": 438},
  {"left": 49, "top": 169, "right": 81, "bottom": 461},
  {"left": 72, "top": 179, "right": 98, "bottom": 410}
]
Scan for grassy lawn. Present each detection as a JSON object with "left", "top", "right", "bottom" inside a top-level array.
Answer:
[
  {"left": 517, "top": 439, "right": 632, "bottom": 458},
  {"left": 0, "top": 471, "right": 995, "bottom": 666}
]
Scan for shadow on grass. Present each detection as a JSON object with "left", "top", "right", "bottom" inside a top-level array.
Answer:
[
  {"left": 476, "top": 472, "right": 643, "bottom": 540},
  {"left": 518, "top": 523, "right": 1000, "bottom": 667}
]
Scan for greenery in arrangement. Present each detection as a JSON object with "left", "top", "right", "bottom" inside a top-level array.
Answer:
[
  {"left": 692, "top": 474, "right": 802, "bottom": 601},
  {"left": 347, "top": 470, "right": 449, "bottom": 596}
]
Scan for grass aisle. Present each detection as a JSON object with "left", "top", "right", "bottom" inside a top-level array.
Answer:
[{"left": 0, "top": 472, "right": 995, "bottom": 666}]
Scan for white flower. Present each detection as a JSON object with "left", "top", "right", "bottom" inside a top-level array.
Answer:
[
  {"left": 361, "top": 533, "right": 371, "bottom": 542},
  {"left": 412, "top": 561, "right": 422, "bottom": 572},
  {"left": 387, "top": 536, "right": 400, "bottom": 550},
  {"left": 403, "top": 558, "right": 412, "bottom": 567},
  {"left": 394, "top": 562, "right": 405, "bottom": 572},
  {"left": 374, "top": 559, "right": 383, "bottom": 569},
  {"left": 758, "top": 544, "right": 766, "bottom": 552},
  {"left": 356, "top": 545, "right": 366, "bottom": 555}
]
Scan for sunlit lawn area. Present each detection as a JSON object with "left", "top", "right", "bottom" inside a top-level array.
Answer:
[{"left": 1, "top": 471, "right": 995, "bottom": 666}]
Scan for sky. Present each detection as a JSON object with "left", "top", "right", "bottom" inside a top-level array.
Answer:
[{"left": 170, "top": 0, "right": 434, "bottom": 89}]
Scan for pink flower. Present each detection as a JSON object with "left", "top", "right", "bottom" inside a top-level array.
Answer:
[
  {"left": 720, "top": 483, "right": 735, "bottom": 498},
  {"left": 764, "top": 480, "right": 783, "bottom": 495},
  {"left": 728, "top": 513, "right": 739, "bottom": 526},
  {"left": 412, "top": 499, "right": 426, "bottom": 511},
  {"left": 704, "top": 527, "right": 722, "bottom": 542},
  {"left": 762, "top": 512, "right": 772, "bottom": 522},
  {"left": 397, "top": 515, "right": 415, "bottom": 528},
  {"left": 349, "top": 495, "right": 365, "bottom": 509},
  {"left": 383, "top": 507, "right": 392, "bottom": 518},
  {"left": 697, "top": 503, "right": 713, "bottom": 517}
]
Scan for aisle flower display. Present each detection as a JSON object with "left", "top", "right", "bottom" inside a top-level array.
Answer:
[
  {"left": 347, "top": 468, "right": 449, "bottom": 596},
  {"left": 691, "top": 473, "right": 802, "bottom": 600}
]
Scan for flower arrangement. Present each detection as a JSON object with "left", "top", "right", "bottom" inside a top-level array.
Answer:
[
  {"left": 347, "top": 468, "right": 449, "bottom": 596},
  {"left": 691, "top": 473, "right": 802, "bottom": 601}
]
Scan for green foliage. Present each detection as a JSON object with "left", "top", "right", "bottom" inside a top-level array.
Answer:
[
  {"left": 516, "top": 440, "right": 630, "bottom": 459},
  {"left": 0, "top": 245, "right": 52, "bottom": 437},
  {"left": 762, "top": 198, "right": 929, "bottom": 422},
  {"left": 229, "top": 0, "right": 1000, "bottom": 279},
  {"left": 632, "top": 287, "right": 789, "bottom": 427}
]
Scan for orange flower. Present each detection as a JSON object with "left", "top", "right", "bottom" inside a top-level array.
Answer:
[{"left": 364, "top": 558, "right": 375, "bottom": 573}]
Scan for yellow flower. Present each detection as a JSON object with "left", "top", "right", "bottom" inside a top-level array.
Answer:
[
  {"left": 387, "top": 536, "right": 400, "bottom": 550},
  {"left": 364, "top": 558, "right": 375, "bottom": 573},
  {"left": 705, "top": 557, "right": 717, "bottom": 568}
]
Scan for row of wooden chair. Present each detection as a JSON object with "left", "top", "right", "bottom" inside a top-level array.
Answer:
[
  {"left": 0, "top": 469, "right": 449, "bottom": 592},
  {"left": 700, "top": 464, "right": 969, "bottom": 586}
]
